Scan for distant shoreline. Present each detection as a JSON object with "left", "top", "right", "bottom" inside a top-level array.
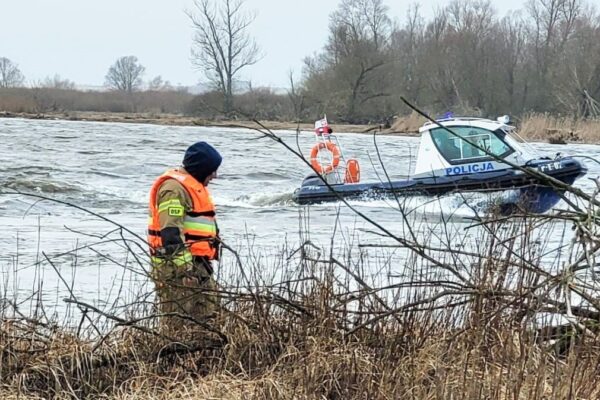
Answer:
[
  {"left": 0, "top": 110, "right": 414, "bottom": 137},
  {"left": 2, "top": 110, "right": 597, "bottom": 144}
]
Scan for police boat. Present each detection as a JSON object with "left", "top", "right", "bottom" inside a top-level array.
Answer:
[{"left": 292, "top": 116, "right": 587, "bottom": 214}]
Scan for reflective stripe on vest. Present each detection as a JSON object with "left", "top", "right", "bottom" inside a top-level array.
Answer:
[
  {"left": 184, "top": 215, "right": 217, "bottom": 237},
  {"left": 148, "top": 169, "right": 217, "bottom": 259}
]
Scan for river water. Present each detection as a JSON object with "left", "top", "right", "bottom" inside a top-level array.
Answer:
[{"left": 1, "top": 118, "right": 599, "bottom": 325}]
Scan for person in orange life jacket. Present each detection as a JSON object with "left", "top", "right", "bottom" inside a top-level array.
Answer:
[{"left": 147, "top": 141, "right": 222, "bottom": 323}]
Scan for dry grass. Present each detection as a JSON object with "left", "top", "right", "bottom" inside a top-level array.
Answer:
[
  {"left": 518, "top": 113, "right": 600, "bottom": 143},
  {"left": 2, "top": 206, "right": 600, "bottom": 399},
  {"left": 3, "top": 86, "right": 600, "bottom": 144},
  {"left": 0, "top": 109, "right": 384, "bottom": 134},
  {"left": 0, "top": 87, "right": 194, "bottom": 114},
  {"left": 387, "top": 111, "right": 600, "bottom": 143},
  {"left": 388, "top": 111, "right": 427, "bottom": 134},
  {"left": 3, "top": 296, "right": 600, "bottom": 399},
  {"left": 5, "top": 92, "right": 600, "bottom": 143}
]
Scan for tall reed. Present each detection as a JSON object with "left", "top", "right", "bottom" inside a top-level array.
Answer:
[{"left": 1, "top": 190, "right": 599, "bottom": 399}]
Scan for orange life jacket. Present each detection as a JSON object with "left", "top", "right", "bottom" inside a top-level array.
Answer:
[{"left": 148, "top": 169, "right": 218, "bottom": 260}]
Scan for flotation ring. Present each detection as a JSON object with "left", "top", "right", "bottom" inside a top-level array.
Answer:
[
  {"left": 310, "top": 142, "right": 341, "bottom": 174},
  {"left": 344, "top": 159, "right": 360, "bottom": 183}
]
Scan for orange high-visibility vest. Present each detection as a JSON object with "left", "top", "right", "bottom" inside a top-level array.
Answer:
[{"left": 148, "top": 169, "right": 218, "bottom": 259}]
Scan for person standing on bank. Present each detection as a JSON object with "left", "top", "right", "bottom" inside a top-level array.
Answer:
[{"left": 147, "top": 141, "right": 222, "bottom": 325}]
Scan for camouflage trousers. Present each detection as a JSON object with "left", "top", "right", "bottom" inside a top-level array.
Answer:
[{"left": 151, "top": 257, "right": 219, "bottom": 333}]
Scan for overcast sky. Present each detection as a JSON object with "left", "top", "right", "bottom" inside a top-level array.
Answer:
[{"left": 1, "top": 0, "right": 525, "bottom": 89}]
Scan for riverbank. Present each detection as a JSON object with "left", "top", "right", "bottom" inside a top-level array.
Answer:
[
  {"left": 2, "top": 110, "right": 600, "bottom": 143},
  {"left": 3, "top": 216, "right": 600, "bottom": 399},
  {"left": 0, "top": 110, "right": 404, "bottom": 135}
]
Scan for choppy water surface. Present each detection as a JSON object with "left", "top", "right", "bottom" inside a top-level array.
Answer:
[{"left": 1, "top": 118, "right": 599, "bottom": 321}]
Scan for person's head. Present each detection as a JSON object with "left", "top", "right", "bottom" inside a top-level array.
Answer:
[{"left": 182, "top": 141, "right": 222, "bottom": 186}]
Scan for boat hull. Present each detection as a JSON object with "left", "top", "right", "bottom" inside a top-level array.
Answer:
[{"left": 292, "top": 157, "right": 586, "bottom": 214}]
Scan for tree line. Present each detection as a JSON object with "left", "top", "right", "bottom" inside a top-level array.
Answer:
[
  {"left": 299, "top": 0, "right": 600, "bottom": 123},
  {"left": 0, "top": 55, "right": 167, "bottom": 93},
  {"left": 2, "top": 0, "right": 600, "bottom": 123}
]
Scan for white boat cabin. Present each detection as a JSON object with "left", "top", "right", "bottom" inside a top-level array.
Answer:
[{"left": 413, "top": 116, "right": 538, "bottom": 178}]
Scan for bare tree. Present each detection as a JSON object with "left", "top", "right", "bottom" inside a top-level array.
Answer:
[
  {"left": 302, "top": 0, "right": 393, "bottom": 122},
  {"left": 287, "top": 70, "right": 306, "bottom": 119},
  {"left": 502, "top": 14, "right": 529, "bottom": 109},
  {"left": 524, "top": 0, "right": 582, "bottom": 109},
  {"left": 187, "top": 0, "right": 261, "bottom": 115},
  {"left": 389, "top": 4, "right": 425, "bottom": 103},
  {"left": 551, "top": 3, "right": 600, "bottom": 117},
  {"left": 148, "top": 75, "right": 173, "bottom": 91},
  {"left": 42, "top": 74, "right": 76, "bottom": 90},
  {"left": 445, "top": 0, "right": 497, "bottom": 111},
  {"left": 0, "top": 57, "right": 25, "bottom": 88},
  {"left": 105, "top": 56, "right": 145, "bottom": 93}
]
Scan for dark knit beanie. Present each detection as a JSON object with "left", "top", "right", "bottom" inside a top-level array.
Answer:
[{"left": 182, "top": 141, "right": 222, "bottom": 182}]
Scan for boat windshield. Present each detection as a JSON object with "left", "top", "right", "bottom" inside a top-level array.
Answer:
[{"left": 430, "top": 126, "right": 514, "bottom": 164}]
